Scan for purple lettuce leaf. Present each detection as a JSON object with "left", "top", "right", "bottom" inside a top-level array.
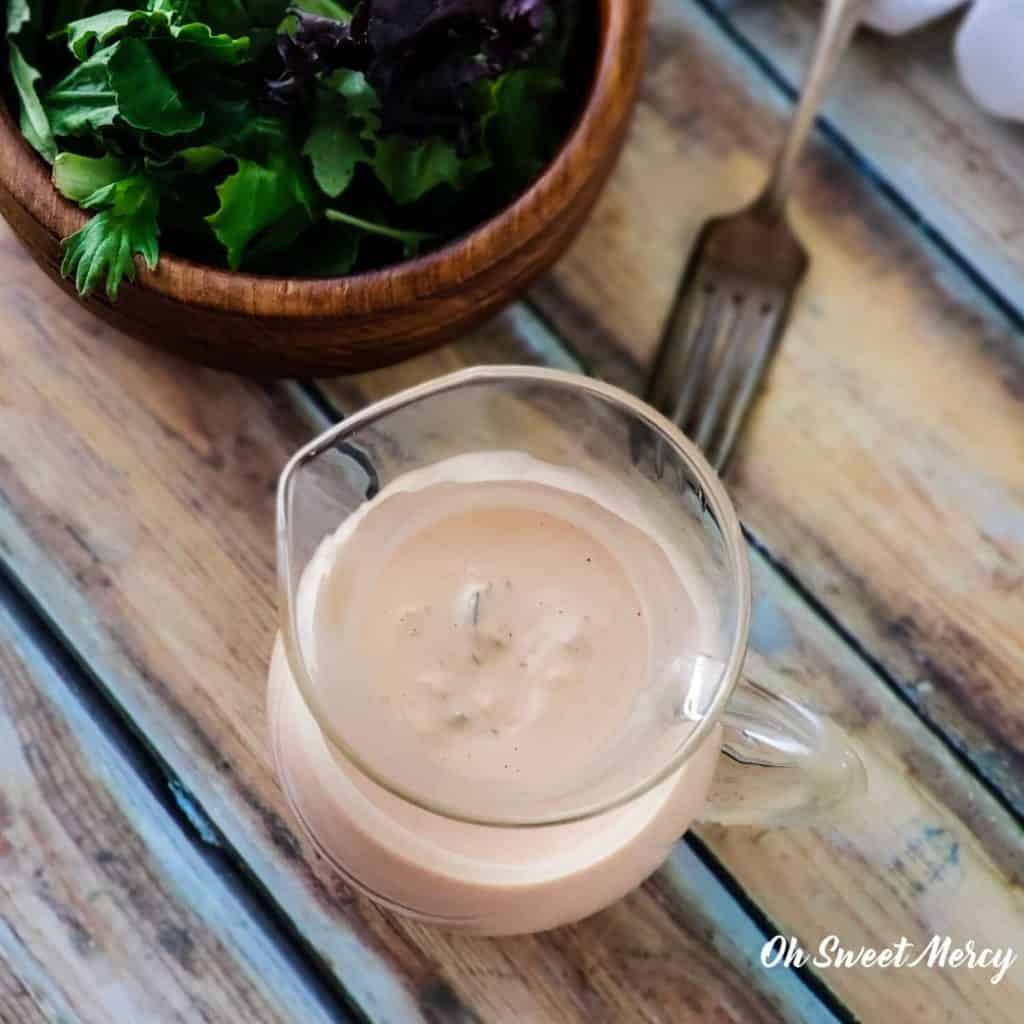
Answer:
[{"left": 266, "top": 0, "right": 554, "bottom": 146}]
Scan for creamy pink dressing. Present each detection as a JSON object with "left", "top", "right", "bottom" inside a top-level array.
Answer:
[{"left": 269, "top": 452, "right": 723, "bottom": 934}]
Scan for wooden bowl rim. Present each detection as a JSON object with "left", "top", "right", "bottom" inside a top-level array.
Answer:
[{"left": 0, "top": 0, "right": 646, "bottom": 319}]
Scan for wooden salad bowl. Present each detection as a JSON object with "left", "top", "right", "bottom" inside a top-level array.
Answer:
[{"left": 0, "top": 0, "right": 648, "bottom": 377}]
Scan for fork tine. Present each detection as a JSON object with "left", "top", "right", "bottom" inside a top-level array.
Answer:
[
  {"left": 648, "top": 280, "right": 713, "bottom": 419},
  {"left": 663, "top": 282, "right": 727, "bottom": 431},
  {"left": 707, "top": 299, "right": 783, "bottom": 471},
  {"left": 691, "top": 293, "right": 750, "bottom": 453},
  {"left": 648, "top": 204, "right": 806, "bottom": 474},
  {"left": 647, "top": 280, "right": 726, "bottom": 479}
]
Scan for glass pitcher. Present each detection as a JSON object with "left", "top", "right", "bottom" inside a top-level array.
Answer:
[{"left": 269, "top": 367, "right": 866, "bottom": 936}]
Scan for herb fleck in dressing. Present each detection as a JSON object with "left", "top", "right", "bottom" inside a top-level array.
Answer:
[{"left": 303, "top": 453, "right": 707, "bottom": 791}]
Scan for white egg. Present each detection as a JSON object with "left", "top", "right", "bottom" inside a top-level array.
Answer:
[
  {"left": 859, "top": 0, "right": 967, "bottom": 36},
  {"left": 955, "top": 0, "right": 1024, "bottom": 121}
]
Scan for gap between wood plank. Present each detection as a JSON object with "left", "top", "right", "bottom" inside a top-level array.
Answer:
[
  {"left": 682, "top": 835, "right": 858, "bottom": 1024},
  {"left": 693, "top": 0, "right": 1024, "bottom": 333},
  {"left": 0, "top": 558, "right": 367, "bottom": 1024},
  {"left": 0, "top": 919, "right": 80, "bottom": 1024}
]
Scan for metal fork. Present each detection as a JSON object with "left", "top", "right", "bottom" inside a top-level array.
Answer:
[{"left": 647, "top": 0, "right": 868, "bottom": 472}]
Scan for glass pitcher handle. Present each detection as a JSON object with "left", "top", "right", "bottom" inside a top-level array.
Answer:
[{"left": 699, "top": 668, "right": 866, "bottom": 826}]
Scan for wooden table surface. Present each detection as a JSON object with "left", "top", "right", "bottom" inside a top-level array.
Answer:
[{"left": 1, "top": 2, "right": 1022, "bottom": 1021}]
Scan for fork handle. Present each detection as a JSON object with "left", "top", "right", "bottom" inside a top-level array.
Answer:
[{"left": 757, "top": 0, "right": 870, "bottom": 220}]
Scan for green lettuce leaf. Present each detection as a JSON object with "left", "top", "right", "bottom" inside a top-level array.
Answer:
[
  {"left": 53, "top": 151, "right": 129, "bottom": 200},
  {"left": 483, "top": 68, "right": 561, "bottom": 194},
  {"left": 206, "top": 155, "right": 317, "bottom": 268},
  {"left": 150, "top": 0, "right": 251, "bottom": 35},
  {"left": 303, "top": 103, "right": 363, "bottom": 199},
  {"left": 292, "top": 224, "right": 360, "bottom": 276},
  {"left": 373, "top": 136, "right": 467, "bottom": 207},
  {"left": 6, "top": 0, "right": 37, "bottom": 40},
  {"left": 45, "top": 44, "right": 119, "bottom": 136},
  {"left": 107, "top": 39, "right": 204, "bottom": 135},
  {"left": 8, "top": 43, "right": 56, "bottom": 161},
  {"left": 325, "top": 68, "right": 379, "bottom": 122},
  {"left": 156, "top": 20, "right": 249, "bottom": 68},
  {"left": 238, "top": 204, "right": 315, "bottom": 270},
  {"left": 47, "top": 39, "right": 202, "bottom": 139},
  {"left": 62, "top": 9, "right": 168, "bottom": 59},
  {"left": 62, "top": 7, "right": 249, "bottom": 68},
  {"left": 244, "top": 218, "right": 362, "bottom": 277},
  {"left": 170, "top": 144, "right": 230, "bottom": 172},
  {"left": 61, "top": 174, "right": 161, "bottom": 297},
  {"left": 302, "top": 72, "right": 378, "bottom": 199}
]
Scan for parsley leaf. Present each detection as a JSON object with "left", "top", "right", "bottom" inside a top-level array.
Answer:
[{"left": 60, "top": 174, "right": 161, "bottom": 297}]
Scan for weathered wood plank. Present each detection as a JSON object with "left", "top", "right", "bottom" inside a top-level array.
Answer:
[
  {"left": 0, "top": 224, "right": 814, "bottom": 1024},
  {"left": 321, "top": 304, "right": 579, "bottom": 409},
  {"left": 317, "top": 336, "right": 1024, "bottom": 1024},
  {"left": 0, "top": 590, "right": 347, "bottom": 1024},
  {"left": 0, "top": 935, "right": 56, "bottom": 1024},
  {"left": 523, "top": 0, "right": 1024, "bottom": 813},
  {"left": 707, "top": 0, "right": 1024, "bottom": 315}
]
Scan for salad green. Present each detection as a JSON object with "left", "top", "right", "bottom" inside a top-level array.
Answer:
[{"left": 3, "top": 0, "right": 582, "bottom": 297}]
